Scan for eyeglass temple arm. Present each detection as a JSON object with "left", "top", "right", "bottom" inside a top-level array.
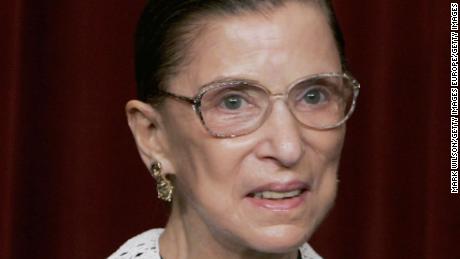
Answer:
[{"left": 158, "top": 90, "right": 197, "bottom": 105}]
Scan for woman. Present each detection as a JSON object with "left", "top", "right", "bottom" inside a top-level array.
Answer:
[{"left": 110, "top": 0, "right": 359, "bottom": 258}]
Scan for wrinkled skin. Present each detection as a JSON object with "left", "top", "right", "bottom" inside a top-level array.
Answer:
[{"left": 127, "top": 2, "right": 344, "bottom": 259}]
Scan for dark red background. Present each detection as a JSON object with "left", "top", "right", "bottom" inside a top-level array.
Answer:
[{"left": 1, "top": 0, "right": 457, "bottom": 258}]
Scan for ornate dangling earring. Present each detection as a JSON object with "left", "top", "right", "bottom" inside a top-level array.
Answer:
[{"left": 150, "top": 161, "right": 174, "bottom": 202}]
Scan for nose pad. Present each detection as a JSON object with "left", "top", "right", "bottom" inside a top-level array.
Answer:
[{"left": 255, "top": 100, "right": 305, "bottom": 168}]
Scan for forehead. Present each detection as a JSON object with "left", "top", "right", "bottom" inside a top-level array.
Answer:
[{"left": 170, "top": 1, "right": 340, "bottom": 95}]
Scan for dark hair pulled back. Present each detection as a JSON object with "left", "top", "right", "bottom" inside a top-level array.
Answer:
[{"left": 135, "top": 0, "right": 346, "bottom": 102}]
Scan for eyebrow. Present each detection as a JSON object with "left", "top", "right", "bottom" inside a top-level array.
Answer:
[
  {"left": 198, "top": 76, "right": 262, "bottom": 90},
  {"left": 196, "top": 71, "right": 347, "bottom": 94}
]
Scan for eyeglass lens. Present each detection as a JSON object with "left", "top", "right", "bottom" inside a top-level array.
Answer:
[{"left": 199, "top": 74, "right": 356, "bottom": 137}]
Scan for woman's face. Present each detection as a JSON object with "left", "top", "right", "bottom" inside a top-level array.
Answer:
[{"left": 160, "top": 1, "right": 344, "bottom": 253}]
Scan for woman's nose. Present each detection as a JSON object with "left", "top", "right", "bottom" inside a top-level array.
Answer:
[{"left": 254, "top": 100, "right": 305, "bottom": 168}]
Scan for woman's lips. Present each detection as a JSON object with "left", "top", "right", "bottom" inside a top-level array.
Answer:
[
  {"left": 245, "top": 190, "right": 308, "bottom": 211},
  {"left": 245, "top": 181, "right": 310, "bottom": 211}
]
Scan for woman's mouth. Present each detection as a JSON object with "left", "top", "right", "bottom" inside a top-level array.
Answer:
[
  {"left": 245, "top": 182, "right": 310, "bottom": 211},
  {"left": 249, "top": 189, "right": 305, "bottom": 199}
]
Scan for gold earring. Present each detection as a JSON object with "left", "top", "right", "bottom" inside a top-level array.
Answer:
[{"left": 150, "top": 161, "right": 174, "bottom": 202}]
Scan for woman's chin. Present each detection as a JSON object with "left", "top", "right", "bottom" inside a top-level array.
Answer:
[{"left": 243, "top": 226, "right": 311, "bottom": 253}]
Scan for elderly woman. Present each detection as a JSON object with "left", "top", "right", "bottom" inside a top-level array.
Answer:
[{"left": 110, "top": 0, "right": 359, "bottom": 258}]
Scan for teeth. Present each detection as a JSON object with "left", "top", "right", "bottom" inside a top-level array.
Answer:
[{"left": 253, "top": 189, "right": 302, "bottom": 199}]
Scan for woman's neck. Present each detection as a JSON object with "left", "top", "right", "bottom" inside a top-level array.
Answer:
[{"left": 159, "top": 202, "right": 299, "bottom": 259}]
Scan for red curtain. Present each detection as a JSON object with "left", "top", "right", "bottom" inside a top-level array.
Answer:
[{"left": 0, "top": 0, "right": 456, "bottom": 258}]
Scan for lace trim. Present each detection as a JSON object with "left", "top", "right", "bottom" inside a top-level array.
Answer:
[{"left": 108, "top": 228, "right": 322, "bottom": 259}]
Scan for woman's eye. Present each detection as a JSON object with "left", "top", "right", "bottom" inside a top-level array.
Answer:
[
  {"left": 221, "top": 95, "right": 245, "bottom": 110},
  {"left": 302, "top": 88, "right": 327, "bottom": 105}
]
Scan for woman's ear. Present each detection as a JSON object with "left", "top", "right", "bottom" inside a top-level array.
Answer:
[{"left": 125, "top": 100, "right": 173, "bottom": 173}]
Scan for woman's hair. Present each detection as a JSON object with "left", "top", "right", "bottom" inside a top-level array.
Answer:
[{"left": 135, "top": 0, "right": 346, "bottom": 102}]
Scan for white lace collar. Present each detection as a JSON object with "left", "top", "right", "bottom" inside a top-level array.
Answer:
[{"left": 108, "top": 228, "right": 322, "bottom": 259}]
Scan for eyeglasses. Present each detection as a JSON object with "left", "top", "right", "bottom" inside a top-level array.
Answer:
[{"left": 153, "top": 72, "right": 360, "bottom": 138}]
